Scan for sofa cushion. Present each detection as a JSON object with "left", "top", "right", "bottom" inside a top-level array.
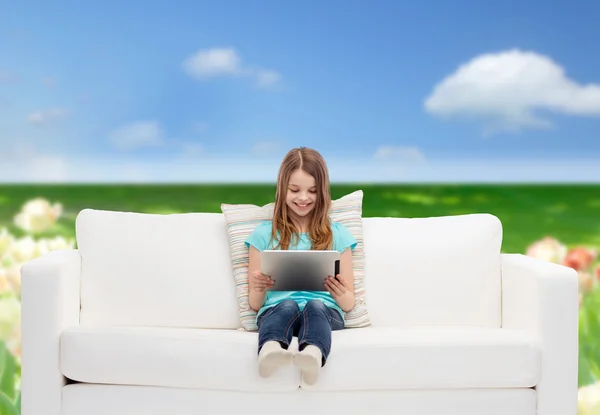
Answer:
[
  {"left": 75, "top": 210, "right": 240, "bottom": 329},
  {"left": 60, "top": 326, "right": 540, "bottom": 393},
  {"left": 220, "top": 190, "right": 370, "bottom": 331},
  {"left": 362, "top": 214, "right": 503, "bottom": 327},
  {"left": 60, "top": 326, "right": 300, "bottom": 392},
  {"left": 305, "top": 326, "right": 541, "bottom": 391}
]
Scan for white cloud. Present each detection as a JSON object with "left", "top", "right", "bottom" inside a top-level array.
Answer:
[
  {"left": 424, "top": 49, "right": 600, "bottom": 133},
  {"left": 183, "top": 47, "right": 282, "bottom": 89},
  {"left": 0, "top": 143, "right": 69, "bottom": 182},
  {"left": 182, "top": 48, "right": 241, "bottom": 78},
  {"left": 23, "top": 155, "right": 69, "bottom": 181},
  {"left": 107, "top": 121, "right": 164, "bottom": 151},
  {"left": 255, "top": 70, "right": 282, "bottom": 89},
  {"left": 26, "top": 108, "right": 70, "bottom": 126},
  {"left": 373, "top": 146, "right": 425, "bottom": 162}
]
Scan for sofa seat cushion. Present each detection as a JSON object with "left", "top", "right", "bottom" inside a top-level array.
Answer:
[
  {"left": 60, "top": 326, "right": 541, "bottom": 393},
  {"left": 60, "top": 326, "right": 300, "bottom": 393},
  {"left": 306, "top": 327, "right": 541, "bottom": 391}
]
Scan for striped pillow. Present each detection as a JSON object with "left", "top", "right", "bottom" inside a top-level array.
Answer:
[{"left": 221, "top": 190, "right": 370, "bottom": 331}]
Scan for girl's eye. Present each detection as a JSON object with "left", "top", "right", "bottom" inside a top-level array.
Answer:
[{"left": 289, "top": 189, "right": 316, "bottom": 193}]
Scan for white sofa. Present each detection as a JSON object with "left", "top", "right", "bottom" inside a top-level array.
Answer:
[{"left": 20, "top": 208, "right": 579, "bottom": 415}]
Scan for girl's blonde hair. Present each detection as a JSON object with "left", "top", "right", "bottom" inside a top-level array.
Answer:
[{"left": 270, "top": 147, "right": 332, "bottom": 250}]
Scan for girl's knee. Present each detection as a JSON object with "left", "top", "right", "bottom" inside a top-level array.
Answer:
[
  {"left": 279, "top": 299, "right": 300, "bottom": 311},
  {"left": 305, "top": 299, "right": 327, "bottom": 312}
]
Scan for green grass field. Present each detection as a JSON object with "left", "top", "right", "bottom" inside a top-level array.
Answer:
[{"left": 2, "top": 183, "right": 600, "bottom": 253}]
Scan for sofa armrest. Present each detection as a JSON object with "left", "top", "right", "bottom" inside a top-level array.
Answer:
[
  {"left": 501, "top": 253, "right": 579, "bottom": 415},
  {"left": 20, "top": 249, "right": 81, "bottom": 415}
]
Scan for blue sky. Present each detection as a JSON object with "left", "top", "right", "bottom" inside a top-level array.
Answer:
[{"left": 1, "top": 0, "right": 600, "bottom": 182}]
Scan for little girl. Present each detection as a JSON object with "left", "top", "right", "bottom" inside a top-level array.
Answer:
[{"left": 244, "top": 147, "right": 357, "bottom": 386}]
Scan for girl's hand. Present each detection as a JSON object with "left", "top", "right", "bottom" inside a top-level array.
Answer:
[
  {"left": 325, "top": 274, "right": 355, "bottom": 312},
  {"left": 324, "top": 274, "right": 351, "bottom": 300},
  {"left": 249, "top": 269, "right": 274, "bottom": 293}
]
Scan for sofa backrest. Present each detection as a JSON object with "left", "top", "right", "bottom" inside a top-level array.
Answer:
[
  {"left": 75, "top": 209, "right": 502, "bottom": 330},
  {"left": 361, "top": 214, "right": 502, "bottom": 328},
  {"left": 76, "top": 209, "right": 241, "bottom": 329}
]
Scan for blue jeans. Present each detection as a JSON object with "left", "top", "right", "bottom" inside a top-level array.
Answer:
[{"left": 257, "top": 299, "right": 345, "bottom": 366}]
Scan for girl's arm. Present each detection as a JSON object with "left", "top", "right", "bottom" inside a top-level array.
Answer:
[
  {"left": 337, "top": 247, "right": 356, "bottom": 311},
  {"left": 325, "top": 247, "right": 356, "bottom": 312},
  {"left": 248, "top": 245, "right": 268, "bottom": 311}
]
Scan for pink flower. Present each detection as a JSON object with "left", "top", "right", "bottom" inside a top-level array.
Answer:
[
  {"left": 526, "top": 236, "right": 567, "bottom": 263},
  {"left": 578, "top": 272, "right": 594, "bottom": 293},
  {"left": 562, "top": 247, "right": 597, "bottom": 272}
]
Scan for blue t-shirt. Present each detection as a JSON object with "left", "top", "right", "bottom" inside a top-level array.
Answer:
[{"left": 244, "top": 220, "right": 357, "bottom": 322}]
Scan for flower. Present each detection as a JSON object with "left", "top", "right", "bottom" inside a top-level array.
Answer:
[
  {"left": 13, "top": 198, "right": 63, "bottom": 234},
  {"left": 36, "top": 235, "right": 74, "bottom": 255},
  {"left": 1, "top": 263, "right": 22, "bottom": 295},
  {"left": 0, "top": 295, "right": 21, "bottom": 341},
  {"left": 563, "top": 246, "right": 597, "bottom": 272},
  {"left": 0, "top": 234, "right": 75, "bottom": 296},
  {"left": 5, "top": 235, "right": 38, "bottom": 263},
  {"left": 526, "top": 236, "right": 568, "bottom": 263},
  {"left": 0, "top": 198, "right": 79, "bottom": 388},
  {"left": 0, "top": 271, "right": 10, "bottom": 294},
  {"left": 578, "top": 272, "right": 594, "bottom": 294},
  {"left": 578, "top": 381, "right": 600, "bottom": 415},
  {"left": 0, "top": 227, "right": 15, "bottom": 257}
]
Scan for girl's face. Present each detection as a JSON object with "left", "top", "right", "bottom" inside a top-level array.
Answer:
[{"left": 286, "top": 169, "right": 317, "bottom": 220}]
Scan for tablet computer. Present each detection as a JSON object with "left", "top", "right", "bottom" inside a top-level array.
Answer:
[{"left": 260, "top": 250, "right": 341, "bottom": 291}]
